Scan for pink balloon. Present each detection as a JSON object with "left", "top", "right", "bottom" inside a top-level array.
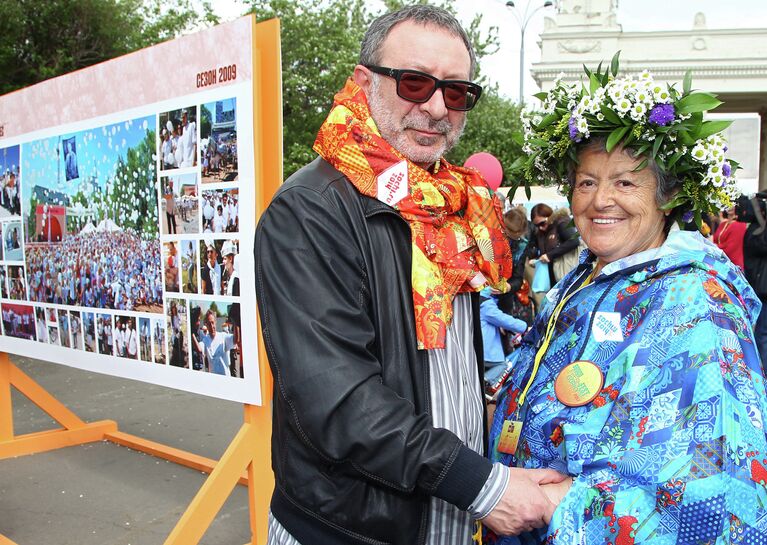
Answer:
[{"left": 464, "top": 152, "right": 503, "bottom": 191}]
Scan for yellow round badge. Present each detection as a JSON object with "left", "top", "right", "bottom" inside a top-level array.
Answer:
[{"left": 554, "top": 360, "right": 604, "bottom": 407}]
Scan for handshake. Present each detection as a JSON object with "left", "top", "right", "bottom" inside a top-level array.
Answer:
[{"left": 481, "top": 468, "right": 572, "bottom": 536}]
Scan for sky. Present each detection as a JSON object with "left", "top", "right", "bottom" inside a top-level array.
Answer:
[
  {"left": 21, "top": 115, "right": 155, "bottom": 210},
  {"left": 207, "top": 0, "right": 767, "bottom": 101}
]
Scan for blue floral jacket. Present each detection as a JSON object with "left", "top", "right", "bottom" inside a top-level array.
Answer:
[{"left": 488, "top": 229, "right": 767, "bottom": 545}]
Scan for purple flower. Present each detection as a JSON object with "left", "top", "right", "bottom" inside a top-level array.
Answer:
[
  {"left": 723, "top": 162, "right": 731, "bottom": 177},
  {"left": 648, "top": 104, "right": 675, "bottom": 126},
  {"left": 682, "top": 210, "right": 694, "bottom": 223},
  {"left": 568, "top": 116, "right": 582, "bottom": 142}
]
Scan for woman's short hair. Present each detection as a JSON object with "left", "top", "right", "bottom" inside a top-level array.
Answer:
[
  {"left": 503, "top": 207, "right": 528, "bottom": 240},
  {"left": 530, "top": 203, "right": 553, "bottom": 220}
]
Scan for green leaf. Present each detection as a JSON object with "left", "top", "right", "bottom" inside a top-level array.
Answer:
[
  {"left": 600, "top": 105, "right": 622, "bottom": 124},
  {"left": 610, "top": 51, "right": 621, "bottom": 77},
  {"left": 632, "top": 158, "right": 649, "bottom": 172},
  {"left": 683, "top": 70, "right": 692, "bottom": 95},
  {"left": 589, "top": 72, "right": 600, "bottom": 95},
  {"left": 676, "top": 92, "right": 721, "bottom": 114},
  {"left": 695, "top": 119, "right": 733, "bottom": 140},
  {"left": 533, "top": 92, "right": 548, "bottom": 101},
  {"left": 633, "top": 143, "right": 652, "bottom": 156},
  {"left": 582, "top": 64, "right": 593, "bottom": 80},
  {"left": 536, "top": 112, "right": 559, "bottom": 130},
  {"left": 606, "top": 126, "right": 630, "bottom": 153},
  {"left": 652, "top": 135, "right": 665, "bottom": 160},
  {"left": 667, "top": 151, "right": 684, "bottom": 169}
]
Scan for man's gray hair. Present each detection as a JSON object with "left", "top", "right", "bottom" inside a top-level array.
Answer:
[{"left": 359, "top": 5, "right": 477, "bottom": 79}]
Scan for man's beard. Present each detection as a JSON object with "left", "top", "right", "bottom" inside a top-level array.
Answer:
[{"left": 367, "top": 77, "right": 465, "bottom": 166}]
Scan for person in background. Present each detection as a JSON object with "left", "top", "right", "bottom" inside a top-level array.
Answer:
[
  {"left": 497, "top": 206, "right": 535, "bottom": 328},
  {"left": 737, "top": 194, "right": 767, "bottom": 371},
  {"left": 529, "top": 206, "right": 581, "bottom": 287},
  {"left": 713, "top": 206, "right": 746, "bottom": 269},
  {"left": 479, "top": 286, "right": 527, "bottom": 403}
]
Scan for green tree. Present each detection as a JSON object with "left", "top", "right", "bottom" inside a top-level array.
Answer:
[
  {"left": 252, "top": 0, "right": 371, "bottom": 176},
  {"left": 446, "top": 89, "right": 525, "bottom": 187},
  {"left": 0, "top": 0, "right": 218, "bottom": 95},
  {"left": 107, "top": 129, "right": 159, "bottom": 238}
]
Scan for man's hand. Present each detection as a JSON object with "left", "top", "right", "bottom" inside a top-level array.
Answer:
[
  {"left": 481, "top": 468, "right": 568, "bottom": 536},
  {"left": 539, "top": 254, "right": 551, "bottom": 264},
  {"left": 541, "top": 477, "right": 573, "bottom": 510}
]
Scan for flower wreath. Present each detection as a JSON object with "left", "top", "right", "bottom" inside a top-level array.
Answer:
[{"left": 518, "top": 52, "right": 740, "bottom": 225}]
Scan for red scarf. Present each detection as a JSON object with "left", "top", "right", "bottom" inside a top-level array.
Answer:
[{"left": 314, "top": 79, "right": 512, "bottom": 349}]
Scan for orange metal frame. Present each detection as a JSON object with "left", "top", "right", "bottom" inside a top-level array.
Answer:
[{"left": 0, "top": 16, "right": 282, "bottom": 545}]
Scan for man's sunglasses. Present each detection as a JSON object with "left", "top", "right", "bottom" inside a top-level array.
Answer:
[{"left": 364, "top": 65, "right": 482, "bottom": 111}]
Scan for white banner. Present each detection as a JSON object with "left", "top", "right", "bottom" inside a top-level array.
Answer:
[{"left": 0, "top": 17, "right": 261, "bottom": 404}]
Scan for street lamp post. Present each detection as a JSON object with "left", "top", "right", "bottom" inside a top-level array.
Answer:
[{"left": 505, "top": 0, "right": 553, "bottom": 104}]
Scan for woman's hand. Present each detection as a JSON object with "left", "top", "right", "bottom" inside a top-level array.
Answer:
[
  {"left": 539, "top": 254, "right": 551, "bottom": 264},
  {"left": 540, "top": 476, "right": 573, "bottom": 515}
]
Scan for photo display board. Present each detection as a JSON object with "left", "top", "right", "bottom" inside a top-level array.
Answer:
[{"left": 0, "top": 17, "right": 263, "bottom": 404}]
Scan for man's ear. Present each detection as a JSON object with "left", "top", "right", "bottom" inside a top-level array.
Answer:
[{"left": 352, "top": 64, "right": 373, "bottom": 94}]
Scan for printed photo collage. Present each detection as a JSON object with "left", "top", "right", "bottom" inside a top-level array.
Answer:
[
  {"left": 0, "top": 96, "right": 243, "bottom": 380},
  {"left": 158, "top": 97, "right": 243, "bottom": 378}
]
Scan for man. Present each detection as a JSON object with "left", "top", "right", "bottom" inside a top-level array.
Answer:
[
  {"left": 64, "top": 140, "right": 78, "bottom": 180},
  {"left": 126, "top": 319, "right": 138, "bottom": 359},
  {"left": 178, "top": 109, "right": 197, "bottom": 168},
  {"left": 222, "top": 240, "right": 241, "bottom": 377},
  {"left": 255, "top": 6, "right": 565, "bottom": 545},
  {"left": 199, "top": 309, "right": 234, "bottom": 376},
  {"left": 200, "top": 243, "right": 221, "bottom": 295},
  {"left": 213, "top": 204, "right": 226, "bottom": 233}
]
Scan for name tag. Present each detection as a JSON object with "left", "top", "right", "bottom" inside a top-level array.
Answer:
[
  {"left": 497, "top": 419, "right": 523, "bottom": 455},
  {"left": 592, "top": 311, "right": 623, "bottom": 342}
]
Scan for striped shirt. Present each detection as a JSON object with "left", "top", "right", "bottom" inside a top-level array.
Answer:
[{"left": 268, "top": 294, "right": 508, "bottom": 545}]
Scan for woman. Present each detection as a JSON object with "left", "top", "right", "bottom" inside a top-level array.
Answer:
[
  {"left": 528, "top": 204, "right": 581, "bottom": 287},
  {"left": 487, "top": 57, "right": 767, "bottom": 544},
  {"left": 713, "top": 207, "right": 747, "bottom": 269},
  {"left": 497, "top": 207, "right": 535, "bottom": 330}
]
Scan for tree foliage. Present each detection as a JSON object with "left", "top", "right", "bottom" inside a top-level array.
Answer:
[
  {"left": 251, "top": 0, "right": 371, "bottom": 176},
  {"left": 446, "top": 89, "right": 525, "bottom": 187},
  {"left": 0, "top": 0, "right": 218, "bottom": 95}
]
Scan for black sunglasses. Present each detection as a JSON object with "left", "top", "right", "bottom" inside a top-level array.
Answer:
[
  {"left": 364, "top": 65, "right": 482, "bottom": 111},
  {"left": 534, "top": 220, "right": 548, "bottom": 228}
]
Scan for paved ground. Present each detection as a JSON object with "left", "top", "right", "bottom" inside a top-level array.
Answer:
[{"left": 0, "top": 356, "right": 257, "bottom": 545}]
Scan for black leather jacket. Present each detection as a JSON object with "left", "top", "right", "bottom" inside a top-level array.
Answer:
[{"left": 255, "top": 158, "right": 491, "bottom": 545}]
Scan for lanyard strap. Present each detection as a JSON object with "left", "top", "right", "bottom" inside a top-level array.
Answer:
[{"left": 517, "top": 269, "right": 594, "bottom": 408}]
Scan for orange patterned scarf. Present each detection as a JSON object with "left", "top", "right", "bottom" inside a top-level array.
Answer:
[{"left": 314, "top": 78, "right": 512, "bottom": 349}]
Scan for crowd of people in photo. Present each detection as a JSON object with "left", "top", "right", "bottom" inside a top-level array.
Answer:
[
  {"left": 25, "top": 230, "right": 162, "bottom": 311},
  {"left": 200, "top": 240, "right": 239, "bottom": 297},
  {"left": 2, "top": 305, "right": 35, "bottom": 340},
  {"left": 159, "top": 109, "right": 197, "bottom": 170},
  {"left": 201, "top": 191, "right": 238, "bottom": 233},
  {"left": 201, "top": 134, "right": 237, "bottom": 181},
  {"left": 112, "top": 316, "right": 138, "bottom": 359},
  {"left": 0, "top": 169, "right": 21, "bottom": 216}
]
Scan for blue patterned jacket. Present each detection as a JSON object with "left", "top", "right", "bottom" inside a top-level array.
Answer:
[{"left": 488, "top": 229, "right": 767, "bottom": 545}]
